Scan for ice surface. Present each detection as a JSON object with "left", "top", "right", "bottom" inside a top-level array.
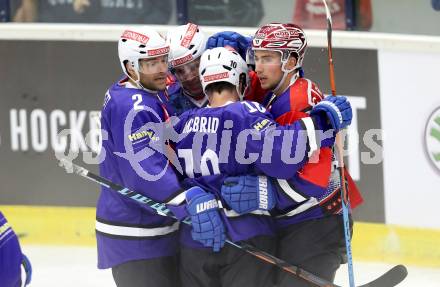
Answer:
[{"left": 21, "top": 245, "right": 440, "bottom": 287}]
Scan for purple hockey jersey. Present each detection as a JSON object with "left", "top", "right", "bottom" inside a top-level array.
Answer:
[
  {"left": 173, "top": 100, "right": 334, "bottom": 248},
  {"left": 97, "top": 78, "right": 185, "bottom": 269},
  {"left": 167, "top": 78, "right": 208, "bottom": 116},
  {"left": 0, "top": 212, "right": 24, "bottom": 287}
]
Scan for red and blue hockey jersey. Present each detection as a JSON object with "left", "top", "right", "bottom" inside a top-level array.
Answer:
[{"left": 267, "top": 77, "right": 363, "bottom": 229}]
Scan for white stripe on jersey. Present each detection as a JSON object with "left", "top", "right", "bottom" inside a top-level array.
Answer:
[
  {"left": 276, "top": 197, "right": 319, "bottom": 218},
  {"left": 222, "top": 209, "right": 271, "bottom": 218},
  {"left": 276, "top": 179, "right": 307, "bottom": 202},
  {"left": 95, "top": 221, "right": 179, "bottom": 238},
  {"left": 301, "top": 117, "right": 318, "bottom": 158}
]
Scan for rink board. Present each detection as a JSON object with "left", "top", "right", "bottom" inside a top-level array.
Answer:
[{"left": 2, "top": 205, "right": 440, "bottom": 268}]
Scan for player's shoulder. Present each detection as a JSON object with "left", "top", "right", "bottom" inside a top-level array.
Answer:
[
  {"left": 289, "top": 77, "right": 324, "bottom": 105},
  {"left": 223, "top": 100, "right": 270, "bottom": 120}
]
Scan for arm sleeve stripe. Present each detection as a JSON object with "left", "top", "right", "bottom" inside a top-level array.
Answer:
[
  {"left": 276, "top": 179, "right": 307, "bottom": 202},
  {"left": 301, "top": 117, "right": 318, "bottom": 158}
]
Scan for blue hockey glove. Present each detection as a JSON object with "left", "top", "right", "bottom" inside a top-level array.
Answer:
[
  {"left": 311, "top": 96, "right": 352, "bottom": 132},
  {"left": 186, "top": 187, "right": 226, "bottom": 252},
  {"left": 432, "top": 0, "right": 440, "bottom": 11},
  {"left": 221, "top": 175, "right": 275, "bottom": 214},
  {"left": 22, "top": 254, "right": 32, "bottom": 286},
  {"left": 206, "top": 31, "right": 251, "bottom": 60}
]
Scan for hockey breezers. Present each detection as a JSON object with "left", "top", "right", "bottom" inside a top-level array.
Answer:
[{"left": 59, "top": 159, "right": 407, "bottom": 287}]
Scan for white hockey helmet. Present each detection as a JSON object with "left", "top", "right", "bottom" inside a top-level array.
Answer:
[
  {"left": 118, "top": 27, "right": 170, "bottom": 83},
  {"left": 199, "top": 47, "right": 249, "bottom": 100},
  {"left": 166, "top": 23, "right": 207, "bottom": 69}
]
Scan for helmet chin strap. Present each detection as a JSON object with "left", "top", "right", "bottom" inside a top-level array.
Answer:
[{"left": 273, "top": 53, "right": 301, "bottom": 96}]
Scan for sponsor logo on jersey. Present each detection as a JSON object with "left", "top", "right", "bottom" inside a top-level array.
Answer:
[
  {"left": 203, "top": 72, "right": 229, "bottom": 82},
  {"left": 181, "top": 23, "right": 198, "bottom": 48},
  {"left": 424, "top": 106, "right": 440, "bottom": 172},
  {"left": 258, "top": 176, "right": 269, "bottom": 209},
  {"left": 128, "top": 130, "right": 158, "bottom": 143},
  {"left": 171, "top": 54, "right": 193, "bottom": 67},
  {"left": 147, "top": 46, "right": 170, "bottom": 57},
  {"left": 196, "top": 199, "right": 218, "bottom": 213},
  {"left": 252, "top": 118, "right": 271, "bottom": 131},
  {"left": 121, "top": 30, "right": 149, "bottom": 44}
]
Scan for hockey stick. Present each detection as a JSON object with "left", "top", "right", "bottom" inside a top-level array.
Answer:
[
  {"left": 321, "top": 1, "right": 407, "bottom": 286},
  {"left": 59, "top": 159, "right": 407, "bottom": 287},
  {"left": 321, "top": 1, "right": 356, "bottom": 286}
]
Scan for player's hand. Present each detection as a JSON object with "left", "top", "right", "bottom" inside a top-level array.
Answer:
[
  {"left": 311, "top": 96, "right": 352, "bottom": 132},
  {"left": 206, "top": 31, "right": 251, "bottom": 60},
  {"left": 186, "top": 187, "right": 226, "bottom": 252},
  {"left": 221, "top": 175, "right": 275, "bottom": 214}
]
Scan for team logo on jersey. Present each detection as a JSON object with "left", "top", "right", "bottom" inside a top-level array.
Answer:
[
  {"left": 425, "top": 106, "right": 440, "bottom": 172},
  {"left": 121, "top": 30, "right": 149, "bottom": 44}
]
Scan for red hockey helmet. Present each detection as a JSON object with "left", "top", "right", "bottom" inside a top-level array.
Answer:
[{"left": 252, "top": 23, "right": 307, "bottom": 69}]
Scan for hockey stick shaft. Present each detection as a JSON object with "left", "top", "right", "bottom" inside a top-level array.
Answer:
[
  {"left": 321, "top": 2, "right": 408, "bottom": 287},
  {"left": 321, "top": 1, "right": 356, "bottom": 286}
]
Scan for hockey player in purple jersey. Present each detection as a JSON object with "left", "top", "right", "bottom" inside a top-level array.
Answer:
[
  {"left": 168, "top": 47, "right": 352, "bottom": 287},
  {"left": 0, "top": 211, "right": 32, "bottom": 287},
  {"left": 166, "top": 23, "right": 209, "bottom": 115},
  {"left": 97, "top": 27, "right": 189, "bottom": 287}
]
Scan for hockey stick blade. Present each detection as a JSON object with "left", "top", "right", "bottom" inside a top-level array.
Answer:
[{"left": 357, "top": 265, "right": 408, "bottom": 287}]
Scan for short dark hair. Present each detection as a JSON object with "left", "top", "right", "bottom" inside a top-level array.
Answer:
[{"left": 205, "top": 81, "right": 235, "bottom": 95}]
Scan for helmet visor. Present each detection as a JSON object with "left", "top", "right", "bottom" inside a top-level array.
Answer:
[
  {"left": 138, "top": 55, "right": 169, "bottom": 76},
  {"left": 253, "top": 50, "right": 283, "bottom": 67}
]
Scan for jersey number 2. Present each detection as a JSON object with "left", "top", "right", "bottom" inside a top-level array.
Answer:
[{"left": 132, "top": 94, "right": 144, "bottom": 110}]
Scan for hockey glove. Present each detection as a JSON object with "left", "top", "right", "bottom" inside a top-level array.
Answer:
[
  {"left": 206, "top": 31, "right": 251, "bottom": 60},
  {"left": 186, "top": 187, "right": 226, "bottom": 252},
  {"left": 311, "top": 96, "right": 352, "bottom": 132},
  {"left": 221, "top": 175, "right": 275, "bottom": 214}
]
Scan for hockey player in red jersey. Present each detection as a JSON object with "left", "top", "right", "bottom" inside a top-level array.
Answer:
[{"left": 219, "top": 23, "right": 363, "bottom": 286}]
